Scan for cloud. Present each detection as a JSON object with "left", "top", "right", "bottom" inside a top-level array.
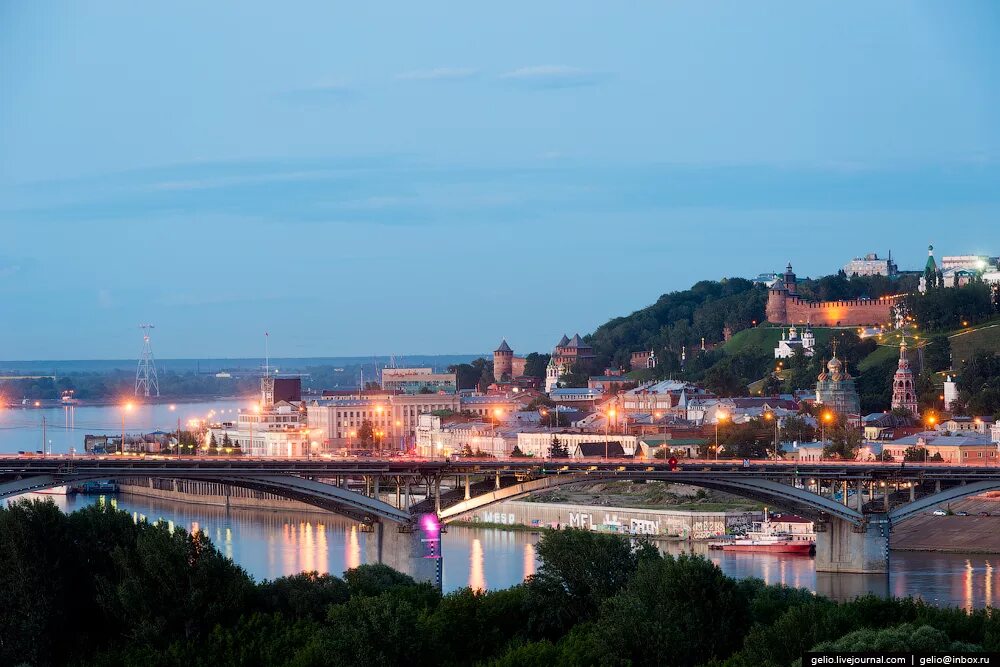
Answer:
[
  {"left": 499, "top": 65, "right": 608, "bottom": 89},
  {"left": 395, "top": 67, "right": 478, "bottom": 81}
]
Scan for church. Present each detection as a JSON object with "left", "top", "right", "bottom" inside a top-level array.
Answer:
[
  {"left": 774, "top": 325, "right": 816, "bottom": 359},
  {"left": 815, "top": 346, "right": 861, "bottom": 423}
]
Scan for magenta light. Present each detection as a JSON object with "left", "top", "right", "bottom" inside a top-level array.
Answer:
[{"left": 419, "top": 513, "right": 440, "bottom": 533}]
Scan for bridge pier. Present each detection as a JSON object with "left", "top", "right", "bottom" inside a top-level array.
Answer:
[
  {"left": 364, "top": 518, "right": 443, "bottom": 589},
  {"left": 815, "top": 514, "right": 889, "bottom": 574}
]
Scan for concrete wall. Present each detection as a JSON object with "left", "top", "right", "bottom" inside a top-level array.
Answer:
[{"left": 454, "top": 499, "right": 761, "bottom": 540}]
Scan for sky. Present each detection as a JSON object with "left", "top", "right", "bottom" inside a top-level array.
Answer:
[{"left": 1, "top": 2, "right": 998, "bottom": 360}]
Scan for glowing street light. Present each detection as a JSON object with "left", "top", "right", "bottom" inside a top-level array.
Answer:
[
  {"left": 714, "top": 411, "right": 729, "bottom": 461},
  {"left": 821, "top": 410, "right": 834, "bottom": 444},
  {"left": 120, "top": 402, "right": 134, "bottom": 455}
]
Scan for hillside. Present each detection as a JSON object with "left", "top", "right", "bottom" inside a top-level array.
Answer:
[
  {"left": 950, "top": 321, "right": 1000, "bottom": 367},
  {"left": 721, "top": 325, "right": 836, "bottom": 357}
]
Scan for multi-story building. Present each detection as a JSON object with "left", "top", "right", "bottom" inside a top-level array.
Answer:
[
  {"left": 515, "top": 430, "right": 640, "bottom": 458},
  {"left": 209, "top": 377, "right": 310, "bottom": 457},
  {"left": 545, "top": 333, "right": 596, "bottom": 392},
  {"left": 306, "top": 391, "right": 526, "bottom": 450},
  {"left": 307, "top": 392, "right": 461, "bottom": 450},
  {"left": 414, "top": 414, "right": 515, "bottom": 458},
  {"left": 381, "top": 367, "right": 457, "bottom": 394},
  {"left": 843, "top": 252, "right": 898, "bottom": 277},
  {"left": 620, "top": 380, "right": 704, "bottom": 417}
]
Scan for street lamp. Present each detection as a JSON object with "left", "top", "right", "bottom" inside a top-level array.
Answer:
[
  {"left": 120, "top": 402, "right": 134, "bottom": 454},
  {"left": 654, "top": 411, "right": 666, "bottom": 460},
  {"left": 764, "top": 411, "right": 779, "bottom": 461},
  {"left": 821, "top": 410, "right": 834, "bottom": 444},
  {"left": 714, "top": 411, "right": 728, "bottom": 461},
  {"left": 605, "top": 407, "right": 617, "bottom": 459}
]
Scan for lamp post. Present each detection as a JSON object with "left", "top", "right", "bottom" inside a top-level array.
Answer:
[
  {"left": 821, "top": 410, "right": 833, "bottom": 445},
  {"left": 605, "top": 407, "right": 617, "bottom": 459},
  {"left": 120, "top": 402, "right": 134, "bottom": 455},
  {"left": 765, "top": 411, "right": 779, "bottom": 461},
  {"left": 654, "top": 411, "right": 666, "bottom": 461},
  {"left": 714, "top": 411, "right": 728, "bottom": 461}
]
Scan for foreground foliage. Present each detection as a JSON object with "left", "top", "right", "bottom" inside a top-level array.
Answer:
[{"left": 4, "top": 500, "right": 1000, "bottom": 666}]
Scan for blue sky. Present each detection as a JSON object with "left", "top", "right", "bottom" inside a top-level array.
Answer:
[{"left": 1, "top": 2, "right": 998, "bottom": 360}]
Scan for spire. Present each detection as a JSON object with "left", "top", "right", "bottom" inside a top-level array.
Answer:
[{"left": 495, "top": 339, "right": 512, "bottom": 353}]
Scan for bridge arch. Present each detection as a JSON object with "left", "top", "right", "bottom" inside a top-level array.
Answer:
[
  {"left": 0, "top": 472, "right": 410, "bottom": 524},
  {"left": 438, "top": 472, "right": 863, "bottom": 524},
  {"left": 890, "top": 479, "right": 1000, "bottom": 524}
]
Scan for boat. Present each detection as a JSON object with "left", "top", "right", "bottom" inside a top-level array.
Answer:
[
  {"left": 720, "top": 539, "right": 814, "bottom": 555},
  {"left": 709, "top": 509, "right": 816, "bottom": 555}
]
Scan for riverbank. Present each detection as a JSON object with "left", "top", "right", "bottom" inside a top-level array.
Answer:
[
  {"left": 454, "top": 498, "right": 759, "bottom": 540},
  {"left": 893, "top": 497, "right": 1000, "bottom": 553}
]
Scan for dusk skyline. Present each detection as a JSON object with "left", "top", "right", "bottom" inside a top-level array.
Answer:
[{"left": 2, "top": 2, "right": 998, "bottom": 359}]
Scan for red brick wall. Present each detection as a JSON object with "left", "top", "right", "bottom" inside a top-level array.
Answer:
[{"left": 770, "top": 294, "right": 899, "bottom": 326}]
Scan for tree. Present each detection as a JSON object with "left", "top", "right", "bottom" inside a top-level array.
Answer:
[
  {"left": 811, "top": 623, "right": 980, "bottom": 653},
  {"left": 521, "top": 353, "right": 551, "bottom": 380},
  {"left": 903, "top": 446, "right": 927, "bottom": 462},
  {"left": 548, "top": 436, "right": 569, "bottom": 459},
  {"left": 528, "top": 529, "right": 658, "bottom": 626},
  {"left": 449, "top": 362, "right": 484, "bottom": 391},
  {"left": 557, "top": 364, "right": 589, "bottom": 389},
  {"left": 358, "top": 420, "right": 375, "bottom": 447},
  {"left": 510, "top": 445, "right": 531, "bottom": 458},
  {"left": 823, "top": 425, "right": 862, "bottom": 460},
  {"left": 591, "top": 555, "right": 750, "bottom": 667}
]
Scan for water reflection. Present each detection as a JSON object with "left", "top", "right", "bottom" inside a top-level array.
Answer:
[
  {"left": 14, "top": 492, "right": 1000, "bottom": 608},
  {"left": 470, "top": 539, "right": 486, "bottom": 591},
  {"left": 523, "top": 543, "right": 535, "bottom": 580},
  {"left": 346, "top": 525, "right": 361, "bottom": 570}
]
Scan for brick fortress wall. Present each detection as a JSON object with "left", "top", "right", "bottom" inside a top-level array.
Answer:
[{"left": 767, "top": 290, "right": 899, "bottom": 326}]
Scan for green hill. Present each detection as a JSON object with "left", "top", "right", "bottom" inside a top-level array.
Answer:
[
  {"left": 950, "top": 321, "right": 1000, "bottom": 367},
  {"left": 722, "top": 325, "right": 836, "bottom": 357}
]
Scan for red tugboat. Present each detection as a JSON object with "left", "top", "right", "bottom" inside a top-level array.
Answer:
[{"left": 709, "top": 509, "right": 815, "bottom": 555}]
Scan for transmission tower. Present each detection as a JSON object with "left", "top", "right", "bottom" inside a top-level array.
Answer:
[{"left": 134, "top": 324, "right": 160, "bottom": 397}]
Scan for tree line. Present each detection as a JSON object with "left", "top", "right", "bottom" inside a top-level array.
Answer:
[{"left": 5, "top": 499, "right": 1000, "bottom": 666}]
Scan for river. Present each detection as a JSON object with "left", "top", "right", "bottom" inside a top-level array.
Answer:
[
  {"left": 2, "top": 400, "right": 999, "bottom": 609},
  {"left": 0, "top": 399, "right": 243, "bottom": 453},
  {"left": 6, "top": 491, "right": 996, "bottom": 610}
]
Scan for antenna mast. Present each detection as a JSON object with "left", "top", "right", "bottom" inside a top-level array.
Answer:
[{"left": 134, "top": 324, "right": 160, "bottom": 397}]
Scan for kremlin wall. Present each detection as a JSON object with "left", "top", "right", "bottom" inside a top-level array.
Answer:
[{"left": 766, "top": 263, "right": 901, "bottom": 327}]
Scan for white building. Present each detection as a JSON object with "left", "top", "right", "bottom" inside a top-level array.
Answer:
[
  {"left": 618, "top": 380, "right": 701, "bottom": 416},
  {"left": 943, "top": 376, "right": 959, "bottom": 412},
  {"left": 941, "top": 255, "right": 996, "bottom": 272},
  {"left": 843, "top": 252, "right": 897, "bottom": 277},
  {"left": 414, "top": 414, "right": 514, "bottom": 458},
  {"left": 209, "top": 404, "right": 310, "bottom": 457},
  {"left": 381, "top": 367, "right": 457, "bottom": 394},
  {"left": 774, "top": 325, "right": 815, "bottom": 359},
  {"left": 515, "top": 430, "right": 640, "bottom": 458}
]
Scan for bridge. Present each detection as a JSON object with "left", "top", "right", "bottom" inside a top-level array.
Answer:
[{"left": 4, "top": 455, "right": 1000, "bottom": 586}]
